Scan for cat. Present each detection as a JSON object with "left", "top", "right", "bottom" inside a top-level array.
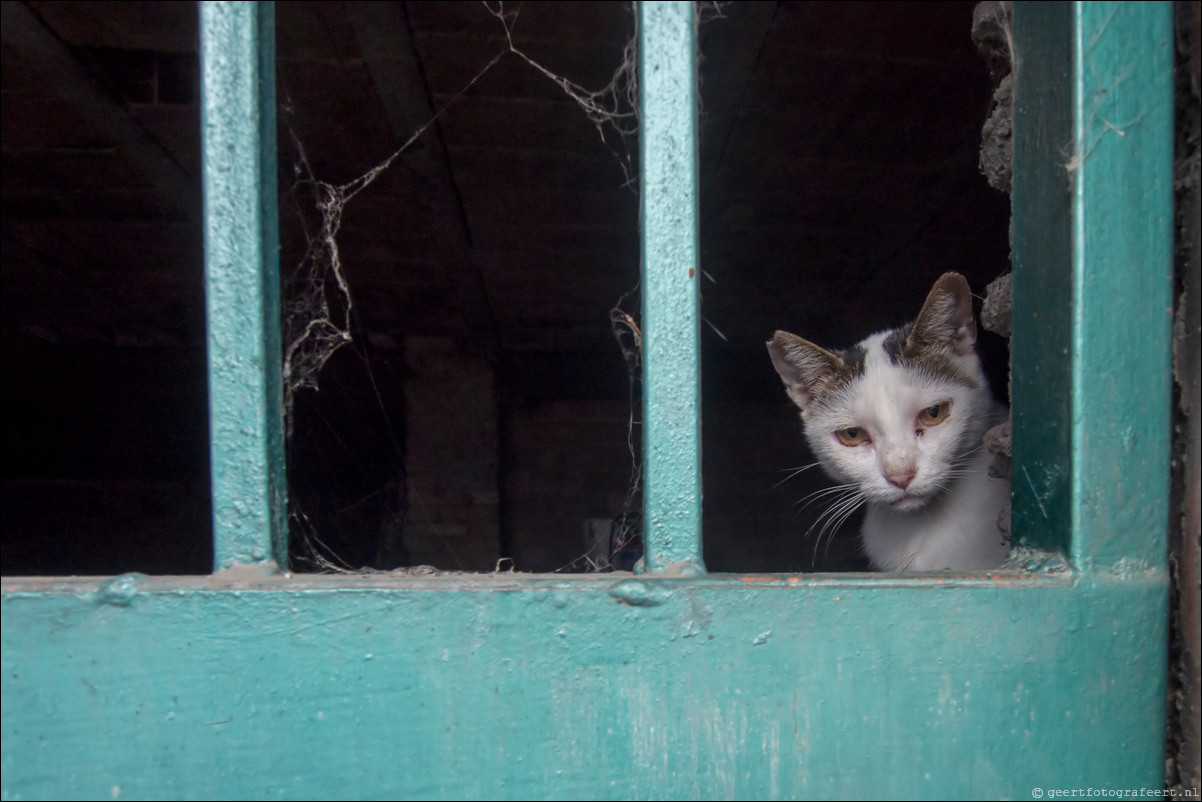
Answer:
[{"left": 766, "top": 272, "right": 1010, "bottom": 572}]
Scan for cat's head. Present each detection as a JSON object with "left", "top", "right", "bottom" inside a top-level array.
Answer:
[{"left": 766, "top": 272, "right": 991, "bottom": 512}]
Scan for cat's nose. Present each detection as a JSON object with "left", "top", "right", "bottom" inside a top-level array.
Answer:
[{"left": 887, "top": 470, "right": 916, "bottom": 490}]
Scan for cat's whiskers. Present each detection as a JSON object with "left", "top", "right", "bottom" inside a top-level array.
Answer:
[
  {"left": 937, "top": 447, "right": 995, "bottom": 485},
  {"left": 776, "top": 467, "right": 865, "bottom": 563},
  {"left": 931, "top": 442, "right": 994, "bottom": 484},
  {"left": 772, "top": 462, "right": 822, "bottom": 490},
  {"left": 949, "top": 441, "right": 988, "bottom": 463},
  {"left": 803, "top": 486, "right": 865, "bottom": 567},
  {"left": 936, "top": 465, "right": 984, "bottom": 482},
  {"left": 791, "top": 482, "right": 859, "bottom": 516},
  {"left": 823, "top": 494, "right": 866, "bottom": 564},
  {"left": 896, "top": 548, "right": 921, "bottom": 572}
]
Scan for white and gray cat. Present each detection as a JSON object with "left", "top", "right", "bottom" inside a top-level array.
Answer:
[{"left": 767, "top": 272, "right": 1010, "bottom": 571}]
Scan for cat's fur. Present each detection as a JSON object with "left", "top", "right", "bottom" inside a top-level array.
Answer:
[{"left": 766, "top": 272, "right": 1010, "bottom": 571}]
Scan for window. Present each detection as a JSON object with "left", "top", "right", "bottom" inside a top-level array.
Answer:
[{"left": 0, "top": 3, "right": 1174, "bottom": 798}]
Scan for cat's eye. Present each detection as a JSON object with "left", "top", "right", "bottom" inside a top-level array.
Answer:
[
  {"left": 835, "top": 426, "right": 868, "bottom": 446},
  {"left": 918, "top": 401, "right": 951, "bottom": 427}
]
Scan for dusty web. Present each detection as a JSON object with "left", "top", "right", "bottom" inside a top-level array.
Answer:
[
  {"left": 548, "top": 290, "right": 645, "bottom": 574},
  {"left": 486, "top": 1, "right": 641, "bottom": 188},
  {"left": 281, "top": 2, "right": 647, "bottom": 573},
  {"left": 279, "top": 50, "right": 501, "bottom": 437},
  {"left": 282, "top": 2, "right": 642, "bottom": 433}
]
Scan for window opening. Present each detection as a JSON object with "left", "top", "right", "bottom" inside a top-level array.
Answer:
[
  {"left": 277, "top": 1, "right": 647, "bottom": 574},
  {"left": 0, "top": 1, "right": 1018, "bottom": 578},
  {"left": 276, "top": 1, "right": 1014, "bottom": 577},
  {"left": 0, "top": 0, "right": 211, "bottom": 575},
  {"left": 697, "top": 1, "right": 1012, "bottom": 572}
]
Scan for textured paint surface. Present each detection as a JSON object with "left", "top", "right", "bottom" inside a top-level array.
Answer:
[
  {"left": 1066, "top": 1, "right": 1173, "bottom": 568},
  {"left": 0, "top": 570, "right": 1168, "bottom": 801},
  {"left": 639, "top": 2, "right": 704, "bottom": 573},
  {"left": 1013, "top": 1, "right": 1173, "bottom": 569},
  {"left": 200, "top": 2, "right": 287, "bottom": 570}
]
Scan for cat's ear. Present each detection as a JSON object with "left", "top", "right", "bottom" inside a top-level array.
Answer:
[
  {"left": 907, "top": 272, "right": 977, "bottom": 357},
  {"left": 767, "top": 331, "right": 845, "bottom": 412}
]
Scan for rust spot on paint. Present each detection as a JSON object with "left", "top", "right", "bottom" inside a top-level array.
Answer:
[
  {"left": 689, "top": 267, "right": 696, "bottom": 279},
  {"left": 739, "top": 575, "right": 777, "bottom": 584}
]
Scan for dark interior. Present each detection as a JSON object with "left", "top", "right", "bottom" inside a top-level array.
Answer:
[{"left": 1, "top": 1, "right": 1010, "bottom": 576}]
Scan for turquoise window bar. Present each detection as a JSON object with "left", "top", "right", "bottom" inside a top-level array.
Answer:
[
  {"left": 199, "top": 0, "right": 287, "bottom": 571},
  {"left": 639, "top": 1, "right": 704, "bottom": 574}
]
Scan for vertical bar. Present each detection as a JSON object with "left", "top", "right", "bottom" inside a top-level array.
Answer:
[
  {"left": 1011, "top": 2, "right": 1074, "bottom": 554},
  {"left": 1067, "top": 1, "right": 1173, "bottom": 568},
  {"left": 1013, "top": 1, "right": 1173, "bottom": 567},
  {"left": 199, "top": 1, "right": 287, "bottom": 571},
  {"left": 638, "top": 1, "right": 704, "bottom": 574}
]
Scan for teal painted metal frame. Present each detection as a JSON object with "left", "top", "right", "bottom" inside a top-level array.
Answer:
[
  {"left": 1012, "top": 1, "right": 1174, "bottom": 569},
  {"left": 0, "top": 2, "right": 1175, "bottom": 800},
  {"left": 199, "top": 1, "right": 287, "bottom": 571},
  {"left": 639, "top": 1, "right": 704, "bottom": 574}
]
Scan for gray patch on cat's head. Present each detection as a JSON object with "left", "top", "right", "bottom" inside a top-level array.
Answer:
[
  {"left": 833, "top": 343, "right": 867, "bottom": 374},
  {"left": 877, "top": 321, "right": 978, "bottom": 388},
  {"left": 767, "top": 332, "right": 864, "bottom": 414},
  {"left": 881, "top": 326, "right": 911, "bottom": 363}
]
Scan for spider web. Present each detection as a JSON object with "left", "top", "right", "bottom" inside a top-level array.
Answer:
[
  {"left": 279, "top": 1, "right": 644, "bottom": 572},
  {"left": 281, "top": 2, "right": 641, "bottom": 433},
  {"left": 279, "top": 52, "right": 500, "bottom": 437}
]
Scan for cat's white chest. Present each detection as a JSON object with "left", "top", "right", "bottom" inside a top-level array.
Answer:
[{"left": 860, "top": 444, "right": 1010, "bottom": 572}]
